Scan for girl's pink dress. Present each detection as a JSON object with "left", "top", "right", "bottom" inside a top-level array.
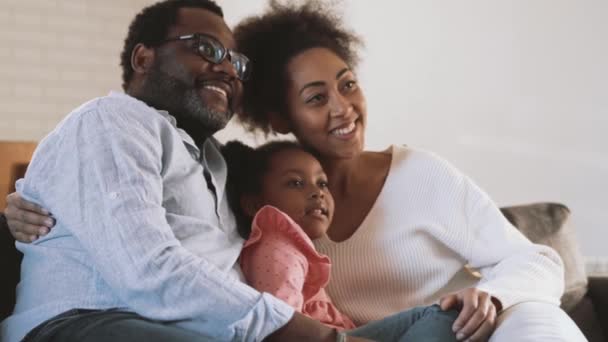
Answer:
[{"left": 239, "top": 205, "right": 356, "bottom": 330}]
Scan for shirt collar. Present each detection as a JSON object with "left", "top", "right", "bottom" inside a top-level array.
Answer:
[
  {"left": 108, "top": 91, "right": 204, "bottom": 156},
  {"left": 107, "top": 91, "right": 226, "bottom": 183}
]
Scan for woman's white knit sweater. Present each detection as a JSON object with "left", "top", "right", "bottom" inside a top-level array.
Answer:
[{"left": 314, "top": 145, "right": 564, "bottom": 325}]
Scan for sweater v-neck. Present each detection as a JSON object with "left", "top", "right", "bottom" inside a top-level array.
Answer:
[{"left": 315, "top": 145, "right": 399, "bottom": 246}]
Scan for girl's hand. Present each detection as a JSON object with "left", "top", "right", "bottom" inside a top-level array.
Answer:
[
  {"left": 439, "top": 287, "right": 500, "bottom": 342},
  {"left": 4, "top": 192, "right": 54, "bottom": 242}
]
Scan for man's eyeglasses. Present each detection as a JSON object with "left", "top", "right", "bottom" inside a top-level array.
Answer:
[{"left": 162, "top": 33, "right": 251, "bottom": 81}]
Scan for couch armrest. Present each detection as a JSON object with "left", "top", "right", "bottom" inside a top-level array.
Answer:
[
  {"left": 500, "top": 203, "right": 588, "bottom": 311},
  {"left": 588, "top": 276, "right": 608, "bottom": 336}
]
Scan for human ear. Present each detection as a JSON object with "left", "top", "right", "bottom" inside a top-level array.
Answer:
[
  {"left": 268, "top": 111, "right": 291, "bottom": 134},
  {"left": 131, "top": 43, "right": 156, "bottom": 76},
  {"left": 240, "top": 194, "right": 263, "bottom": 218}
]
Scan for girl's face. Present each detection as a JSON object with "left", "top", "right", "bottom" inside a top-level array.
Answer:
[
  {"left": 258, "top": 148, "right": 334, "bottom": 240},
  {"left": 282, "top": 48, "right": 367, "bottom": 160}
]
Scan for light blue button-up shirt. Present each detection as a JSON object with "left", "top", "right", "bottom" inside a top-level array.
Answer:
[{"left": 1, "top": 92, "right": 294, "bottom": 342}]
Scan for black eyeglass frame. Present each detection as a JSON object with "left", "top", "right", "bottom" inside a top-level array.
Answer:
[{"left": 162, "top": 33, "right": 251, "bottom": 81}]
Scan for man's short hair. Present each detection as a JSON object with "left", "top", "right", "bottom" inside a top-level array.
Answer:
[{"left": 120, "top": 0, "right": 223, "bottom": 90}]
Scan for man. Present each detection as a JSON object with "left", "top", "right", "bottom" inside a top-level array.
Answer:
[{"left": 1, "top": 1, "right": 365, "bottom": 341}]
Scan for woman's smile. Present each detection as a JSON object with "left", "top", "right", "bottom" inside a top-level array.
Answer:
[{"left": 330, "top": 120, "right": 359, "bottom": 139}]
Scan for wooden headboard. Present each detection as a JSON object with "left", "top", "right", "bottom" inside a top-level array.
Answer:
[{"left": 0, "top": 141, "right": 37, "bottom": 210}]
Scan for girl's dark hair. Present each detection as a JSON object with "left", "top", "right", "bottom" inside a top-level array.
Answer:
[
  {"left": 234, "top": 0, "right": 363, "bottom": 134},
  {"left": 221, "top": 139, "right": 305, "bottom": 238}
]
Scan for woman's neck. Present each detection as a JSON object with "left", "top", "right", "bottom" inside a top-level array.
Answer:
[{"left": 320, "top": 154, "right": 366, "bottom": 197}]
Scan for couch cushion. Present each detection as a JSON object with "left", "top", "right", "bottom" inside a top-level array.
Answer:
[{"left": 500, "top": 203, "right": 588, "bottom": 312}]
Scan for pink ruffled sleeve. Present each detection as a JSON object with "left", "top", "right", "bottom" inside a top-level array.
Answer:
[{"left": 239, "top": 207, "right": 310, "bottom": 310}]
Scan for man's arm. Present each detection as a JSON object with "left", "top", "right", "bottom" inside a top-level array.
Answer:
[
  {"left": 20, "top": 106, "right": 300, "bottom": 341},
  {"left": 268, "top": 314, "right": 342, "bottom": 342}
]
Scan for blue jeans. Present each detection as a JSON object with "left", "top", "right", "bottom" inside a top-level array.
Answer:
[
  {"left": 347, "top": 304, "right": 459, "bottom": 342},
  {"left": 24, "top": 305, "right": 457, "bottom": 342}
]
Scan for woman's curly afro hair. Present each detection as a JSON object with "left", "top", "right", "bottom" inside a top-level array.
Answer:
[{"left": 234, "top": 0, "right": 363, "bottom": 134}]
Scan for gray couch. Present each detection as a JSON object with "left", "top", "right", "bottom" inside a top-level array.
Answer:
[
  {"left": 500, "top": 203, "right": 607, "bottom": 342},
  {"left": 1, "top": 203, "right": 607, "bottom": 340}
]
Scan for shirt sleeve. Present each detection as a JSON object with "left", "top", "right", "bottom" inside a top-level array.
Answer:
[
  {"left": 22, "top": 106, "right": 294, "bottom": 341},
  {"left": 240, "top": 235, "right": 308, "bottom": 311}
]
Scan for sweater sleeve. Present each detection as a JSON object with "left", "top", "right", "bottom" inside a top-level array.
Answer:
[
  {"left": 404, "top": 147, "right": 565, "bottom": 310},
  {"left": 240, "top": 237, "right": 308, "bottom": 311},
  {"left": 463, "top": 176, "right": 565, "bottom": 309}
]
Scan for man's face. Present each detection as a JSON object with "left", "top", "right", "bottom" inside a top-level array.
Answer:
[{"left": 140, "top": 8, "right": 243, "bottom": 135}]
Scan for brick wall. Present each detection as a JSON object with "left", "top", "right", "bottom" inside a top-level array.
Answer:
[{"left": 0, "top": 0, "right": 157, "bottom": 141}]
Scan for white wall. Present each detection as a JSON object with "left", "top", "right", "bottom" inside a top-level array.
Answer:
[
  {"left": 0, "top": 0, "right": 158, "bottom": 140},
  {"left": 217, "top": 0, "right": 608, "bottom": 257}
]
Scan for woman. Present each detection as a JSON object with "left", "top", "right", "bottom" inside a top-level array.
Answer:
[{"left": 5, "top": 1, "right": 584, "bottom": 341}]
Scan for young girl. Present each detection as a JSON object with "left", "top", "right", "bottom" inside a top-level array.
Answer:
[{"left": 222, "top": 140, "right": 458, "bottom": 342}]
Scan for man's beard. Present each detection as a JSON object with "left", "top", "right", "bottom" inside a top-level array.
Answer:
[{"left": 139, "top": 60, "right": 232, "bottom": 135}]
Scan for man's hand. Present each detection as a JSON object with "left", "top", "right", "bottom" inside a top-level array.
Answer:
[
  {"left": 4, "top": 192, "right": 54, "bottom": 242},
  {"left": 267, "top": 312, "right": 373, "bottom": 342},
  {"left": 440, "top": 288, "right": 500, "bottom": 342}
]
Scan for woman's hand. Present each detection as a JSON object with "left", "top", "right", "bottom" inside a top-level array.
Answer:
[
  {"left": 4, "top": 192, "right": 54, "bottom": 242},
  {"left": 439, "top": 287, "right": 500, "bottom": 342}
]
